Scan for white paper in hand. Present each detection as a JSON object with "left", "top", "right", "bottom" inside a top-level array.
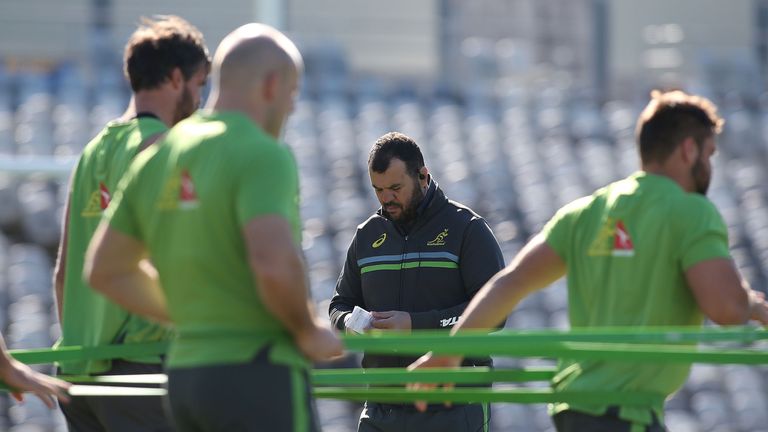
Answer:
[{"left": 346, "top": 306, "right": 373, "bottom": 334}]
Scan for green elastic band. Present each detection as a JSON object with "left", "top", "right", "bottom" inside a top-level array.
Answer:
[
  {"left": 341, "top": 333, "right": 768, "bottom": 364},
  {"left": 312, "top": 367, "right": 555, "bottom": 386},
  {"left": 312, "top": 387, "right": 665, "bottom": 405},
  {"left": 57, "top": 367, "right": 555, "bottom": 387},
  {"left": 9, "top": 327, "right": 766, "bottom": 366},
  {"left": 10, "top": 342, "right": 169, "bottom": 365}
]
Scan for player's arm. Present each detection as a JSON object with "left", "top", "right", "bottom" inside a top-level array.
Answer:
[
  {"left": 682, "top": 203, "right": 768, "bottom": 325},
  {"left": 408, "top": 233, "right": 566, "bottom": 411},
  {"left": 685, "top": 259, "right": 768, "bottom": 325},
  {"left": 411, "top": 234, "right": 565, "bottom": 366},
  {"left": 453, "top": 233, "right": 565, "bottom": 334},
  {"left": 85, "top": 223, "right": 170, "bottom": 323},
  {"left": 244, "top": 216, "right": 342, "bottom": 361},
  {"left": 53, "top": 194, "right": 71, "bottom": 322}
]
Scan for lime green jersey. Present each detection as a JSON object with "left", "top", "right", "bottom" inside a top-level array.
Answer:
[
  {"left": 58, "top": 116, "right": 172, "bottom": 375},
  {"left": 543, "top": 171, "right": 731, "bottom": 425},
  {"left": 105, "top": 111, "right": 307, "bottom": 370}
]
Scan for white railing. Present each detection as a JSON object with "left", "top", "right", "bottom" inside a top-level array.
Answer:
[{"left": 0, "top": 156, "right": 77, "bottom": 180}]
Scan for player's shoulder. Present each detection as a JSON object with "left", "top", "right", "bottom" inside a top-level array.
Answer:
[{"left": 669, "top": 190, "right": 721, "bottom": 220}]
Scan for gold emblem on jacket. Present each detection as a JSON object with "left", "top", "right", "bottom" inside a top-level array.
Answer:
[{"left": 427, "top": 229, "right": 448, "bottom": 246}]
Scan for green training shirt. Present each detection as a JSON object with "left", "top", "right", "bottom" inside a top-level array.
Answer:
[
  {"left": 543, "top": 171, "right": 731, "bottom": 425},
  {"left": 58, "top": 116, "right": 172, "bottom": 375},
  {"left": 105, "top": 111, "right": 307, "bottom": 370}
]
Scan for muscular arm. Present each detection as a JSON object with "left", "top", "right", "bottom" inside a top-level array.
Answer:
[
  {"left": 408, "top": 233, "right": 567, "bottom": 402},
  {"left": 685, "top": 258, "right": 768, "bottom": 325},
  {"left": 245, "top": 216, "right": 342, "bottom": 361},
  {"left": 452, "top": 234, "right": 566, "bottom": 334},
  {"left": 245, "top": 215, "right": 315, "bottom": 335},
  {"left": 85, "top": 223, "right": 170, "bottom": 323}
]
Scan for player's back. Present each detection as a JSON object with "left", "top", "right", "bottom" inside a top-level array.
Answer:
[
  {"left": 114, "top": 111, "right": 306, "bottom": 369},
  {"left": 544, "top": 171, "right": 731, "bottom": 422},
  {"left": 560, "top": 171, "right": 727, "bottom": 328},
  {"left": 59, "top": 116, "right": 169, "bottom": 375}
]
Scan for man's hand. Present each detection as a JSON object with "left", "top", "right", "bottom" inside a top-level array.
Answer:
[
  {"left": 406, "top": 352, "right": 463, "bottom": 412},
  {"left": 343, "top": 307, "right": 373, "bottom": 334},
  {"left": 371, "top": 310, "right": 411, "bottom": 330},
  {"left": 296, "top": 320, "right": 344, "bottom": 362},
  {"left": 0, "top": 358, "right": 70, "bottom": 409},
  {"left": 749, "top": 290, "right": 768, "bottom": 325}
]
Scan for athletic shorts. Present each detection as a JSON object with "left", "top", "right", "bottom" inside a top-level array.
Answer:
[
  {"left": 60, "top": 360, "right": 173, "bottom": 432},
  {"left": 553, "top": 406, "right": 666, "bottom": 432},
  {"left": 167, "top": 347, "right": 319, "bottom": 432}
]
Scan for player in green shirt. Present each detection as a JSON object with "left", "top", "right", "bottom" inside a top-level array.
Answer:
[
  {"left": 52, "top": 15, "right": 210, "bottom": 432},
  {"left": 84, "top": 24, "right": 343, "bottom": 432},
  {"left": 409, "top": 90, "right": 768, "bottom": 431}
]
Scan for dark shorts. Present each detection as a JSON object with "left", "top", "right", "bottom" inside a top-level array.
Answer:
[
  {"left": 60, "top": 360, "right": 173, "bottom": 432},
  {"left": 358, "top": 401, "right": 490, "bottom": 432},
  {"left": 167, "top": 347, "right": 319, "bottom": 432},
  {"left": 553, "top": 407, "right": 666, "bottom": 432}
]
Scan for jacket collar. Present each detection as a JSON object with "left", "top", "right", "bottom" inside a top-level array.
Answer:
[{"left": 377, "top": 177, "right": 447, "bottom": 234}]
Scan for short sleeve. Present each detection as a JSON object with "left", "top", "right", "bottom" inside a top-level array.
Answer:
[
  {"left": 679, "top": 200, "right": 731, "bottom": 270},
  {"left": 235, "top": 145, "right": 298, "bottom": 227},
  {"left": 542, "top": 197, "right": 589, "bottom": 262},
  {"left": 104, "top": 165, "right": 141, "bottom": 239}
]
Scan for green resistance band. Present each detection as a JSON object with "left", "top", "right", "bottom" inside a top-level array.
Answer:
[
  {"left": 10, "top": 342, "right": 169, "bottom": 365},
  {"left": 2, "top": 326, "right": 764, "bottom": 403},
  {"left": 313, "top": 388, "right": 664, "bottom": 405},
  {"left": 52, "top": 370, "right": 660, "bottom": 405},
  {"left": 57, "top": 367, "right": 555, "bottom": 386},
  {"left": 340, "top": 329, "right": 768, "bottom": 364},
  {"left": 9, "top": 327, "right": 767, "bottom": 366}
]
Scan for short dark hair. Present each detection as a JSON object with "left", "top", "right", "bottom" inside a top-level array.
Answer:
[
  {"left": 636, "top": 90, "right": 724, "bottom": 164},
  {"left": 368, "top": 132, "right": 425, "bottom": 177},
  {"left": 124, "top": 16, "right": 211, "bottom": 92}
]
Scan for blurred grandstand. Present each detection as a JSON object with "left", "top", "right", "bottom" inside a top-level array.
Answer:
[{"left": 2, "top": 1, "right": 768, "bottom": 431}]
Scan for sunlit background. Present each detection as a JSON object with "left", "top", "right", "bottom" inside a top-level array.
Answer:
[{"left": 1, "top": 1, "right": 768, "bottom": 430}]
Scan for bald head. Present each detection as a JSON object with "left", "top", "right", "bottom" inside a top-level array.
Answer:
[{"left": 211, "top": 23, "right": 302, "bottom": 94}]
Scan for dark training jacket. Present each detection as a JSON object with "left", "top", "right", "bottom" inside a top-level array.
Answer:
[{"left": 329, "top": 179, "right": 506, "bottom": 369}]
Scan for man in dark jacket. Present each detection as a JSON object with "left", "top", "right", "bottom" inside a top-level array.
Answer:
[{"left": 329, "top": 131, "right": 505, "bottom": 432}]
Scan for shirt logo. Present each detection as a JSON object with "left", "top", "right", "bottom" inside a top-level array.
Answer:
[
  {"left": 157, "top": 169, "right": 198, "bottom": 211},
  {"left": 372, "top": 233, "right": 386, "bottom": 248},
  {"left": 612, "top": 220, "right": 635, "bottom": 257},
  {"left": 178, "top": 169, "right": 199, "bottom": 209},
  {"left": 426, "top": 229, "right": 448, "bottom": 246},
  {"left": 99, "top": 182, "right": 110, "bottom": 210},
  {"left": 82, "top": 182, "right": 111, "bottom": 217},
  {"left": 588, "top": 217, "right": 634, "bottom": 257}
]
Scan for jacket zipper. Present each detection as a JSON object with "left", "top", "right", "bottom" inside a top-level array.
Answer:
[{"left": 398, "top": 234, "right": 408, "bottom": 310}]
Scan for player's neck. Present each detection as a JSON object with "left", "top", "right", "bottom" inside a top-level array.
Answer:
[
  {"left": 133, "top": 91, "right": 176, "bottom": 128},
  {"left": 642, "top": 164, "right": 695, "bottom": 193},
  {"left": 207, "top": 92, "right": 268, "bottom": 131}
]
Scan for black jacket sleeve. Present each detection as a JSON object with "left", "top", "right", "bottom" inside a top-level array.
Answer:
[
  {"left": 409, "top": 218, "right": 507, "bottom": 330},
  {"left": 329, "top": 234, "right": 362, "bottom": 331}
]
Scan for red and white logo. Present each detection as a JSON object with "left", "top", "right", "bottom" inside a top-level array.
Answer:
[
  {"left": 612, "top": 220, "right": 635, "bottom": 257},
  {"left": 179, "top": 170, "right": 199, "bottom": 209},
  {"left": 99, "top": 182, "right": 110, "bottom": 210}
]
